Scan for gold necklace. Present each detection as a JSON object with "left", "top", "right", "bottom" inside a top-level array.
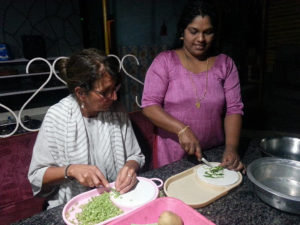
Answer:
[{"left": 184, "top": 53, "right": 209, "bottom": 109}]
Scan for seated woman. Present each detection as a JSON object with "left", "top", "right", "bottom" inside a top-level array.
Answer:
[{"left": 28, "top": 48, "right": 145, "bottom": 209}]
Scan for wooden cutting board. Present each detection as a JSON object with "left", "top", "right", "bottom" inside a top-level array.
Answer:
[{"left": 163, "top": 164, "right": 242, "bottom": 208}]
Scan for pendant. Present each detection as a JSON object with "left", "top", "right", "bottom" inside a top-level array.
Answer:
[{"left": 195, "top": 101, "right": 200, "bottom": 108}]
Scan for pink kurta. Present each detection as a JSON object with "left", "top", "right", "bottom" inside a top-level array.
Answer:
[{"left": 142, "top": 50, "right": 244, "bottom": 168}]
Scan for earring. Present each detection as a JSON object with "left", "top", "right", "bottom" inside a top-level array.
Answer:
[
  {"left": 81, "top": 103, "right": 84, "bottom": 109},
  {"left": 180, "top": 37, "right": 184, "bottom": 40}
]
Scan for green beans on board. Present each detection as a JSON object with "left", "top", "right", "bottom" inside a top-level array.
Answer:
[{"left": 204, "top": 166, "right": 224, "bottom": 178}]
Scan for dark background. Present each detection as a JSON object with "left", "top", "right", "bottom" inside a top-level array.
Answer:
[{"left": 0, "top": 0, "right": 300, "bottom": 135}]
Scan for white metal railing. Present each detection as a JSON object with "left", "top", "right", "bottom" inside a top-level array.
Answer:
[{"left": 0, "top": 54, "right": 143, "bottom": 138}]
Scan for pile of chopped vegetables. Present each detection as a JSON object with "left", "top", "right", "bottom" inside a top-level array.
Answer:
[
  {"left": 76, "top": 192, "right": 123, "bottom": 225},
  {"left": 204, "top": 166, "right": 224, "bottom": 178}
]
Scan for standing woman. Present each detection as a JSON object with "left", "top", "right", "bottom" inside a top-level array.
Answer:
[
  {"left": 28, "top": 48, "right": 145, "bottom": 209},
  {"left": 142, "top": 0, "right": 244, "bottom": 171}
]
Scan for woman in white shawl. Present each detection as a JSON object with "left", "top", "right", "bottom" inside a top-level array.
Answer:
[{"left": 28, "top": 48, "right": 145, "bottom": 209}]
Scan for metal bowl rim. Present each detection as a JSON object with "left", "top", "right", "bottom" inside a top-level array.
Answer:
[
  {"left": 247, "top": 157, "right": 300, "bottom": 202},
  {"left": 259, "top": 137, "right": 300, "bottom": 159},
  {"left": 260, "top": 136, "right": 300, "bottom": 147}
]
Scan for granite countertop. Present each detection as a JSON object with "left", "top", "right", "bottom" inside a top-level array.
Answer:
[{"left": 13, "top": 139, "right": 300, "bottom": 225}]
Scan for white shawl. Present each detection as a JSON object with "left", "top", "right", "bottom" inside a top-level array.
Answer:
[{"left": 29, "top": 95, "right": 144, "bottom": 208}]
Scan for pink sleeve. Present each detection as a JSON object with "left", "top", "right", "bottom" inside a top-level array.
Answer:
[
  {"left": 223, "top": 57, "right": 244, "bottom": 115},
  {"left": 142, "top": 53, "right": 169, "bottom": 108}
]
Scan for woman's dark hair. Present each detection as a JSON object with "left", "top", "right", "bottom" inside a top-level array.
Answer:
[
  {"left": 58, "top": 48, "right": 120, "bottom": 94},
  {"left": 173, "top": 0, "right": 218, "bottom": 49}
]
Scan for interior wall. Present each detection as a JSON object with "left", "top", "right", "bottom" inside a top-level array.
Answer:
[
  {"left": 0, "top": 0, "right": 83, "bottom": 125},
  {"left": 114, "top": 0, "right": 187, "bottom": 48},
  {"left": 264, "top": 0, "right": 300, "bottom": 75},
  {"left": 79, "top": 0, "right": 105, "bottom": 50},
  {"left": 260, "top": 0, "right": 300, "bottom": 133},
  {"left": 0, "top": 0, "right": 83, "bottom": 58}
]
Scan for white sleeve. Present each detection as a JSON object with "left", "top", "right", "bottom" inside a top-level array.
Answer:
[
  {"left": 27, "top": 122, "right": 57, "bottom": 197},
  {"left": 122, "top": 114, "right": 145, "bottom": 168}
]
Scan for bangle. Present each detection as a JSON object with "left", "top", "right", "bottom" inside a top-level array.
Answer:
[
  {"left": 64, "top": 164, "right": 74, "bottom": 180},
  {"left": 177, "top": 125, "right": 189, "bottom": 136}
]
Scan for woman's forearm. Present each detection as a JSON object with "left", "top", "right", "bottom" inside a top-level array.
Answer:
[
  {"left": 143, "top": 105, "right": 202, "bottom": 161},
  {"left": 142, "top": 105, "right": 186, "bottom": 135},
  {"left": 125, "top": 160, "right": 140, "bottom": 172},
  {"left": 224, "top": 114, "right": 242, "bottom": 153},
  {"left": 43, "top": 166, "right": 66, "bottom": 186}
]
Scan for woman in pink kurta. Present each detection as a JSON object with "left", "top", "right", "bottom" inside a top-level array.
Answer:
[
  {"left": 142, "top": 51, "right": 243, "bottom": 167},
  {"left": 142, "top": 0, "right": 245, "bottom": 171}
]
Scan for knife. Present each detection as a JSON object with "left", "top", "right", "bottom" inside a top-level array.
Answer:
[
  {"left": 201, "top": 157, "right": 214, "bottom": 167},
  {"left": 186, "top": 154, "right": 214, "bottom": 167}
]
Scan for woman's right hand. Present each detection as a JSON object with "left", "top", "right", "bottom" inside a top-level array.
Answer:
[
  {"left": 67, "top": 164, "right": 110, "bottom": 188},
  {"left": 178, "top": 127, "right": 202, "bottom": 161}
]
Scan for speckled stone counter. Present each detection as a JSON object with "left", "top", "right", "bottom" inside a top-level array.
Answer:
[{"left": 13, "top": 140, "right": 300, "bottom": 225}]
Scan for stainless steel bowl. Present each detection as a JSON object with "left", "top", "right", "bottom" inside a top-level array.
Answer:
[
  {"left": 247, "top": 157, "right": 300, "bottom": 214},
  {"left": 260, "top": 137, "right": 300, "bottom": 161}
]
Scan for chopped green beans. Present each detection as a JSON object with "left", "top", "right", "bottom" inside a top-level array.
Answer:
[
  {"left": 76, "top": 192, "right": 123, "bottom": 225},
  {"left": 204, "top": 166, "right": 224, "bottom": 178},
  {"left": 110, "top": 188, "right": 121, "bottom": 198}
]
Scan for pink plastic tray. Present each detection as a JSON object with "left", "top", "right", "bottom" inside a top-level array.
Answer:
[
  {"left": 107, "top": 197, "right": 215, "bottom": 225},
  {"left": 62, "top": 177, "right": 162, "bottom": 225}
]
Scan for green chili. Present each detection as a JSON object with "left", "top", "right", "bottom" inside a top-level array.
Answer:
[{"left": 204, "top": 166, "right": 224, "bottom": 178}]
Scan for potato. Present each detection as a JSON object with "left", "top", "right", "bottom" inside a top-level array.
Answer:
[{"left": 158, "top": 211, "right": 183, "bottom": 225}]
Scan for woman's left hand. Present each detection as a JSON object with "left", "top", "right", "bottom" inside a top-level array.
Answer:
[
  {"left": 115, "top": 160, "right": 139, "bottom": 194},
  {"left": 220, "top": 150, "right": 245, "bottom": 173}
]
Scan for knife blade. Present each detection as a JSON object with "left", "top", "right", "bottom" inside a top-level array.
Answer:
[{"left": 201, "top": 157, "right": 214, "bottom": 167}]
